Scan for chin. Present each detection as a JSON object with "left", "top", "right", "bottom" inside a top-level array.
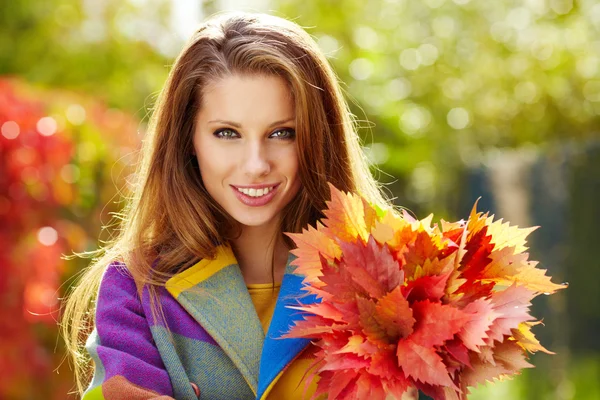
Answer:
[{"left": 231, "top": 212, "right": 277, "bottom": 229}]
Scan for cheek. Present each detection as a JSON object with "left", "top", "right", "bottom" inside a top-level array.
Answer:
[
  {"left": 286, "top": 149, "right": 301, "bottom": 190},
  {"left": 283, "top": 146, "right": 300, "bottom": 174},
  {"left": 195, "top": 142, "right": 224, "bottom": 190},
  {"left": 197, "top": 156, "right": 222, "bottom": 187}
]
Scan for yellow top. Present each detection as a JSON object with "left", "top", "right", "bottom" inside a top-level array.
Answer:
[
  {"left": 247, "top": 283, "right": 281, "bottom": 334},
  {"left": 247, "top": 283, "right": 319, "bottom": 400}
]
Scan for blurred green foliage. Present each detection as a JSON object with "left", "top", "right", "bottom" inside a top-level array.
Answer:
[
  {"left": 0, "top": 0, "right": 598, "bottom": 398},
  {"left": 276, "top": 0, "right": 600, "bottom": 216},
  {"left": 0, "top": 0, "right": 170, "bottom": 113}
]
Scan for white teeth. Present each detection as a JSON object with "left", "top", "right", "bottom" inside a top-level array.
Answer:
[{"left": 237, "top": 186, "right": 275, "bottom": 197}]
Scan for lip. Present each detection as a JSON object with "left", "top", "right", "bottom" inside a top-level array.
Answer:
[
  {"left": 231, "top": 183, "right": 280, "bottom": 207},
  {"left": 231, "top": 183, "right": 280, "bottom": 190}
]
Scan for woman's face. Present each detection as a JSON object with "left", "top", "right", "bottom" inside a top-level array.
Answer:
[{"left": 193, "top": 74, "right": 301, "bottom": 229}]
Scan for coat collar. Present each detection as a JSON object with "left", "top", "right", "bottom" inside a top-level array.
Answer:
[{"left": 165, "top": 244, "right": 319, "bottom": 399}]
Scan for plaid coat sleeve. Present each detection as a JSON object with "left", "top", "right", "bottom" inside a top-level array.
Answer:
[{"left": 82, "top": 263, "right": 175, "bottom": 400}]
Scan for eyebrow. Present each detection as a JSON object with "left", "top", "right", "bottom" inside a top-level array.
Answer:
[{"left": 207, "top": 117, "right": 295, "bottom": 129}]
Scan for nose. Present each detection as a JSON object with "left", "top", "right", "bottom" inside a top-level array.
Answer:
[{"left": 242, "top": 139, "right": 271, "bottom": 178}]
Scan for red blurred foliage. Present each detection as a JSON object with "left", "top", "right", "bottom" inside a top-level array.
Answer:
[{"left": 0, "top": 77, "right": 141, "bottom": 398}]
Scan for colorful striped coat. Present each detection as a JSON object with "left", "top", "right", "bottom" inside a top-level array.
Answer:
[{"left": 83, "top": 245, "right": 319, "bottom": 399}]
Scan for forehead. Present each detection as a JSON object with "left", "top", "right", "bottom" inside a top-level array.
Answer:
[{"left": 197, "top": 74, "right": 295, "bottom": 123}]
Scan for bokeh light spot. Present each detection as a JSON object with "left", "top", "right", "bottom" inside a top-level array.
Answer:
[
  {"left": 424, "top": 0, "right": 446, "bottom": 9},
  {"left": 37, "top": 227, "right": 58, "bottom": 247},
  {"left": 400, "top": 105, "right": 432, "bottom": 136},
  {"left": 551, "top": 0, "right": 573, "bottom": 15},
  {"left": 363, "top": 142, "right": 390, "bottom": 165},
  {"left": 447, "top": 107, "right": 471, "bottom": 129},
  {"left": 400, "top": 48, "right": 421, "bottom": 70},
  {"left": 349, "top": 58, "right": 374, "bottom": 80},
  {"left": 386, "top": 78, "right": 412, "bottom": 101},
  {"left": 507, "top": 7, "right": 532, "bottom": 31},
  {"left": 1, "top": 120, "right": 20, "bottom": 139},
  {"left": 490, "top": 22, "right": 512, "bottom": 43},
  {"left": 592, "top": 4, "right": 600, "bottom": 28},
  {"left": 60, "top": 164, "right": 81, "bottom": 184},
  {"left": 408, "top": 162, "right": 436, "bottom": 203},
  {"left": 418, "top": 43, "right": 439, "bottom": 66},
  {"left": 577, "top": 56, "right": 599, "bottom": 79},
  {"left": 531, "top": 40, "right": 554, "bottom": 60},
  {"left": 37, "top": 117, "right": 58, "bottom": 136},
  {"left": 432, "top": 16, "right": 456, "bottom": 39},
  {"left": 66, "top": 104, "right": 87, "bottom": 125},
  {"left": 443, "top": 78, "right": 466, "bottom": 100},
  {"left": 353, "top": 26, "right": 379, "bottom": 50},
  {"left": 514, "top": 81, "right": 539, "bottom": 104},
  {"left": 317, "top": 34, "right": 340, "bottom": 58}
]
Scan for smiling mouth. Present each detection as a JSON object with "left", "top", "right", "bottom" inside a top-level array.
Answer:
[{"left": 233, "top": 184, "right": 280, "bottom": 198}]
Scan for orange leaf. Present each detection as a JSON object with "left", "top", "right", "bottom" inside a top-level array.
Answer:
[
  {"left": 288, "top": 302, "right": 345, "bottom": 323},
  {"left": 322, "top": 183, "right": 373, "bottom": 243},
  {"left": 368, "top": 350, "right": 404, "bottom": 379},
  {"left": 334, "top": 335, "right": 379, "bottom": 358},
  {"left": 511, "top": 321, "right": 554, "bottom": 354},
  {"left": 403, "top": 230, "right": 446, "bottom": 279},
  {"left": 281, "top": 317, "right": 347, "bottom": 338},
  {"left": 479, "top": 247, "right": 567, "bottom": 294},
  {"left": 287, "top": 221, "right": 341, "bottom": 285},
  {"left": 327, "top": 369, "right": 359, "bottom": 399},
  {"left": 459, "top": 226, "right": 494, "bottom": 281},
  {"left": 484, "top": 217, "right": 537, "bottom": 254},
  {"left": 444, "top": 339, "right": 472, "bottom": 368},
  {"left": 461, "top": 340, "right": 533, "bottom": 389},
  {"left": 397, "top": 339, "right": 457, "bottom": 389},
  {"left": 340, "top": 236, "right": 403, "bottom": 298},
  {"left": 458, "top": 298, "right": 499, "bottom": 352},
  {"left": 357, "top": 296, "right": 389, "bottom": 347},
  {"left": 374, "top": 286, "right": 415, "bottom": 340},
  {"left": 492, "top": 340, "right": 534, "bottom": 372},
  {"left": 320, "top": 353, "right": 371, "bottom": 372},
  {"left": 355, "top": 373, "right": 388, "bottom": 400},
  {"left": 319, "top": 257, "right": 367, "bottom": 303},
  {"left": 402, "top": 270, "right": 452, "bottom": 303},
  {"left": 487, "top": 284, "right": 536, "bottom": 342},
  {"left": 409, "top": 300, "right": 471, "bottom": 348}
]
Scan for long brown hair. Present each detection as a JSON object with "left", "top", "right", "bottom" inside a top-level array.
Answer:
[{"left": 61, "top": 11, "right": 391, "bottom": 395}]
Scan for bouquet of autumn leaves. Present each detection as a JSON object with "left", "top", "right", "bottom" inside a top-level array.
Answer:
[{"left": 283, "top": 184, "right": 567, "bottom": 400}]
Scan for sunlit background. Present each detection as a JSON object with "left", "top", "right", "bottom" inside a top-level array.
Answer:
[{"left": 1, "top": 0, "right": 598, "bottom": 398}]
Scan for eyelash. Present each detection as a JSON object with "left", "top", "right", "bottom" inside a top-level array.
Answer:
[{"left": 213, "top": 128, "right": 296, "bottom": 140}]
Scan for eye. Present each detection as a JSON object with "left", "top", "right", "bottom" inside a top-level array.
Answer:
[
  {"left": 270, "top": 128, "right": 296, "bottom": 140},
  {"left": 213, "top": 128, "right": 239, "bottom": 139}
]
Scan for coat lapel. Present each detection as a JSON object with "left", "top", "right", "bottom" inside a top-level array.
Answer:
[
  {"left": 256, "top": 254, "right": 320, "bottom": 400},
  {"left": 165, "top": 245, "right": 264, "bottom": 396},
  {"left": 165, "top": 246, "right": 319, "bottom": 400}
]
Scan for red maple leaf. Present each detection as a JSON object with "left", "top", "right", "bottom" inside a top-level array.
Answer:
[
  {"left": 409, "top": 300, "right": 471, "bottom": 348},
  {"left": 283, "top": 185, "right": 566, "bottom": 400},
  {"left": 339, "top": 236, "right": 403, "bottom": 298},
  {"left": 397, "top": 339, "right": 457, "bottom": 389}
]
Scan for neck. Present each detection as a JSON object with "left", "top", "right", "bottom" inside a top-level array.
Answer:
[{"left": 231, "top": 221, "right": 290, "bottom": 285}]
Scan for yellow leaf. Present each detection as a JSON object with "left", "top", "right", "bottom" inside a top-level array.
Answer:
[
  {"left": 322, "top": 183, "right": 372, "bottom": 243},
  {"left": 286, "top": 221, "right": 341, "bottom": 285},
  {"left": 511, "top": 321, "right": 554, "bottom": 354},
  {"left": 484, "top": 217, "right": 538, "bottom": 254},
  {"left": 478, "top": 246, "right": 567, "bottom": 294},
  {"left": 372, "top": 209, "right": 409, "bottom": 245}
]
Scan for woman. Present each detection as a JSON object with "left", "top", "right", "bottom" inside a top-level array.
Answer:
[{"left": 62, "top": 11, "right": 392, "bottom": 399}]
